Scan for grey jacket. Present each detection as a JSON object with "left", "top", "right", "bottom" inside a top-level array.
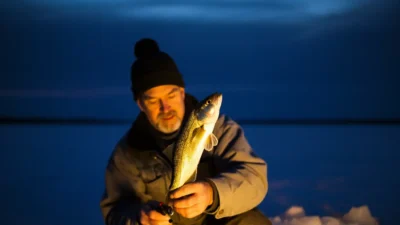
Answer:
[{"left": 99, "top": 95, "right": 268, "bottom": 225}]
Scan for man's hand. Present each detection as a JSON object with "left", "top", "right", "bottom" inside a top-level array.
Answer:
[
  {"left": 138, "top": 202, "right": 172, "bottom": 225},
  {"left": 169, "top": 181, "right": 214, "bottom": 218}
]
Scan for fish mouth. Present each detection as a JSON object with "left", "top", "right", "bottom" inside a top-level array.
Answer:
[{"left": 206, "top": 92, "right": 223, "bottom": 105}]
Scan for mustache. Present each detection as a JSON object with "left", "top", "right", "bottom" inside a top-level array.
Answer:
[{"left": 158, "top": 110, "right": 177, "bottom": 119}]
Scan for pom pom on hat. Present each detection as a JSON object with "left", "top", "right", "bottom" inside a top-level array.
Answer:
[{"left": 134, "top": 38, "right": 160, "bottom": 59}]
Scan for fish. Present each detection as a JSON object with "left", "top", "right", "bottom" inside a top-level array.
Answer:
[{"left": 169, "top": 92, "right": 223, "bottom": 192}]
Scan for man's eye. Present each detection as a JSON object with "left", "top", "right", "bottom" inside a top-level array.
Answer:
[
  {"left": 168, "top": 94, "right": 176, "bottom": 99},
  {"left": 148, "top": 100, "right": 157, "bottom": 104}
]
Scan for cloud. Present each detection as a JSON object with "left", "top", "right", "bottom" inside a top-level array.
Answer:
[
  {"left": 117, "top": 3, "right": 315, "bottom": 24},
  {"left": 292, "top": 0, "right": 398, "bottom": 40},
  {"left": 16, "top": 0, "right": 373, "bottom": 25},
  {"left": 7, "top": 0, "right": 387, "bottom": 41}
]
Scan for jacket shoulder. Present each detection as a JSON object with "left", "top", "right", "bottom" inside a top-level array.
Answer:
[
  {"left": 214, "top": 114, "right": 242, "bottom": 133},
  {"left": 106, "top": 132, "right": 138, "bottom": 173},
  {"left": 110, "top": 132, "right": 131, "bottom": 157}
]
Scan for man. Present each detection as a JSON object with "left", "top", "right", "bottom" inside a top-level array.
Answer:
[{"left": 100, "top": 38, "right": 272, "bottom": 225}]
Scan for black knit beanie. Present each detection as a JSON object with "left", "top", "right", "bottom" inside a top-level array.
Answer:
[{"left": 130, "top": 38, "right": 185, "bottom": 100}]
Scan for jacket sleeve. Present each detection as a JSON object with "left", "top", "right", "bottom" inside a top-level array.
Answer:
[
  {"left": 100, "top": 144, "right": 151, "bottom": 225},
  {"left": 206, "top": 115, "right": 268, "bottom": 219}
]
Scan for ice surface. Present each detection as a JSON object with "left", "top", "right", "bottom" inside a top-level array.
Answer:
[{"left": 270, "top": 205, "right": 379, "bottom": 225}]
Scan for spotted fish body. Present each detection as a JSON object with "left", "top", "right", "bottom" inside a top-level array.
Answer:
[{"left": 169, "top": 92, "right": 223, "bottom": 192}]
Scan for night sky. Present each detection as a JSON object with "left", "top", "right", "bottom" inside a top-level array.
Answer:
[{"left": 2, "top": 0, "right": 399, "bottom": 120}]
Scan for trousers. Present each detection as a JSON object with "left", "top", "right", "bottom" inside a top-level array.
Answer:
[{"left": 204, "top": 208, "right": 272, "bottom": 225}]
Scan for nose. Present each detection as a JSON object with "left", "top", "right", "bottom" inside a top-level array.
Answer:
[{"left": 160, "top": 99, "right": 171, "bottom": 113}]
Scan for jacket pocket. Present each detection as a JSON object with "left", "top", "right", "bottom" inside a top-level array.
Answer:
[
  {"left": 140, "top": 162, "right": 165, "bottom": 183},
  {"left": 141, "top": 162, "right": 171, "bottom": 202}
]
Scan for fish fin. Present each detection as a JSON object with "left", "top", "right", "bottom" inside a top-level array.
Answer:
[{"left": 204, "top": 133, "right": 218, "bottom": 151}]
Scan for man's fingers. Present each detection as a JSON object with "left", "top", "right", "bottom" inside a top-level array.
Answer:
[
  {"left": 148, "top": 210, "right": 171, "bottom": 221},
  {"left": 175, "top": 203, "right": 202, "bottom": 218},
  {"left": 148, "top": 219, "right": 172, "bottom": 225},
  {"left": 172, "top": 194, "right": 199, "bottom": 209},
  {"left": 140, "top": 208, "right": 172, "bottom": 225},
  {"left": 170, "top": 183, "right": 199, "bottom": 199},
  {"left": 139, "top": 210, "right": 150, "bottom": 225}
]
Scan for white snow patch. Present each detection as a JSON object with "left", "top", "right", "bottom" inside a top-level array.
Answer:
[
  {"left": 270, "top": 205, "right": 379, "bottom": 225},
  {"left": 342, "top": 205, "right": 378, "bottom": 225},
  {"left": 285, "top": 206, "right": 306, "bottom": 218}
]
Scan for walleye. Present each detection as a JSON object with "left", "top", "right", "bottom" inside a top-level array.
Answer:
[{"left": 169, "top": 92, "right": 223, "bottom": 192}]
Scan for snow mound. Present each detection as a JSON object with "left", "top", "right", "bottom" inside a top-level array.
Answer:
[
  {"left": 285, "top": 206, "right": 306, "bottom": 218},
  {"left": 342, "top": 205, "right": 378, "bottom": 225},
  {"left": 270, "top": 205, "right": 379, "bottom": 225}
]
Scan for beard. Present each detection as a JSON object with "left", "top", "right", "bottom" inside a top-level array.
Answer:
[{"left": 155, "top": 110, "right": 183, "bottom": 134}]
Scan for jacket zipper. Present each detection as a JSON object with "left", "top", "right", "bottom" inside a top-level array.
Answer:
[{"left": 153, "top": 152, "right": 174, "bottom": 201}]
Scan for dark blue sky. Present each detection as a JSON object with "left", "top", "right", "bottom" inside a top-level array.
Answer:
[{"left": 2, "top": 0, "right": 399, "bottom": 120}]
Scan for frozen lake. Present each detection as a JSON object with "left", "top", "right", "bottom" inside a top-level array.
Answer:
[{"left": 1, "top": 123, "right": 398, "bottom": 225}]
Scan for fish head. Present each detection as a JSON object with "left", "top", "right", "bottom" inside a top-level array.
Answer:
[{"left": 195, "top": 92, "right": 223, "bottom": 125}]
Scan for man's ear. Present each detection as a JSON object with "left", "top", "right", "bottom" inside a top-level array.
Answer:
[
  {"left": 136, "top": 98, "right": 145, "bottom": 112},
  {"left": 179, "top": 87, "right": 185, "bottom": 99}
]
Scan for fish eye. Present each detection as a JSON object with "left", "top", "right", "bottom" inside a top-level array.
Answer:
[{"left": 207, "top": 100, "right": 211, "bottom": 104}]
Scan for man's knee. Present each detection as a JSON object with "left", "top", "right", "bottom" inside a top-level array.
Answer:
[{"left": 206, "top": 208, "right": 272, "bottom": 225}]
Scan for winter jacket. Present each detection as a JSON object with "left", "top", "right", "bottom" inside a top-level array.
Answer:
[{"left": 99, "top": 94, "right": 268, "bottom": 225}]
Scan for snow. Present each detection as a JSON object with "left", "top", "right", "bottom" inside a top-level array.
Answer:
[{"left": 270, "top": 205, "right": 379, "bottom": 225}]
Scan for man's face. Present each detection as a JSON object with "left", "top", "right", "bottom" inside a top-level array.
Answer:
[{"left": 137, "top": 85, "right": 186, "bottom": 134}]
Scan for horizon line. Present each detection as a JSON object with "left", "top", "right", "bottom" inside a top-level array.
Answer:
[{"left": 1, "top": 116, "right": 399, "bottom": 126}]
